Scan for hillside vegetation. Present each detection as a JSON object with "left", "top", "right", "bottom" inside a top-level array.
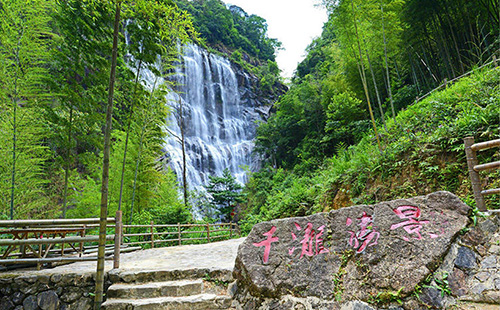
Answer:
[
  {"left": 242, "top": 66, "right": 500, "bottom": 232},
  {"left": 240, "top": 0, "right": 499, "bottom": 231}
]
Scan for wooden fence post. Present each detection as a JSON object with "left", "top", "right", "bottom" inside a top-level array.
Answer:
[
  {"left": 206, "top": 223, "right": 210, "bottom": 243},
  {"left": 79, "top": 225, "right": 86, "bottom": 257},
  {"left": 230, "top": 222, "right": 233, "bottom": 238},
  {"left": 178, "top": 223, "right": 181, "bottom": 246},
  {"left": 464, "top": 137, "right": 486, "bottom": 211},
  {"left": 150, "top": 221, "right": 154, "bottom": 249},
  {"left": 113, "top": 210, "right": 122, "bottom": 269}
]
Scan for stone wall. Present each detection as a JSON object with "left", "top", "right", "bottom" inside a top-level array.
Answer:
[
  {"left": 0, "top": 272, "right": 111, "bottom": 310},
  {"left": 231, "top": 191, "right": 500, "bottom": 310}
]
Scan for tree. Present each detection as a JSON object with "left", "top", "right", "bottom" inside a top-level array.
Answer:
[
  {"left": 116, "top": 0, "right": 196, "bottom": 216},
  {"left": 48, "top": 0, "right": 112, "bottom": 218},
  {"left": 94, "top": 0, "right": 121, "bottom": 308},
  {"left": 205, "top": 168, "right": 245, "bottom": 222},
  {"left": 0, "top": 0, "right": 52, "bottom": 219}
]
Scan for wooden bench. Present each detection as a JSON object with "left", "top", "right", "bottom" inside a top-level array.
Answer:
[{"left": 0, "top": 227, "right": 86, "bottom": 260}]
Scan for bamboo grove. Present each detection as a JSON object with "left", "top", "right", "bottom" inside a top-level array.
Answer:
[{"left": 0, "top": 0, "right": 198, "bottom": 222}]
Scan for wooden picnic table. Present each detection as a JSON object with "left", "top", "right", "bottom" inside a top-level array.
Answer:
[{"left": 0, "top": 227, "right": 86, "bottom": 259}]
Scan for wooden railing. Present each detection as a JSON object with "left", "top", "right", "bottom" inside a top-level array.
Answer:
[
  {"left": 0, "top": 211, "right": 241, "bottom": 270},
  {"left": 122, "top": 222, "right": 240, "bottom": 248},
  {"left": 0, "top": 213, "right": 123, "bottom": 270},
  {"left": 464, "top": 137, "right": 500, "bottom": 212}
]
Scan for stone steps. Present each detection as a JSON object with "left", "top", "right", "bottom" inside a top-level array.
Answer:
[
  {"left": 102, "top": 269, "right": 234, "bottom": 310},
  {"left": 108, "top": 268, "right": 233, "bottom": 283},
  {"left": 107, "top": 279, "right": 204, "bottom": 299},
  {"left": 102, "top": 294, "right": 232, "bottom": 310}
]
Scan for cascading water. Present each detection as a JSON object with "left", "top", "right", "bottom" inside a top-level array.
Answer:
[{"left": 160, "top": 43, "right": 263, "bottom": 190}]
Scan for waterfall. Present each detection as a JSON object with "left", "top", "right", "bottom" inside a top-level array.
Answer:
[{"left": 161, "top": 43, "right": 261, "bottom": 190}]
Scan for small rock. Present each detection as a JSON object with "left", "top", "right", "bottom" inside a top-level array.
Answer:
[
  {"left": 37, "top": 275, "right": 50, "bottom": 284},
  {"left": 228, "top": 282, "right": 238, "bottom": 298},
  {"left": 471, "top": 283, "right": 487, "bottom": 295},
  {"left": 455, "top": 247, "right": 477, "bottom": 270},
  {"left": 23, "top": 295, "right": 38, "bottom": 310},
  {"left": 419, "top": 286, "right": 443, "bottom": 308},
  {"left": 14, "top": 306, "right": 23, "bottom": 310},
  {"left": 495, "top": 278, "right": 500, "bottom": 290},
  {"left": 479, "top": 219, "right": 498, "bottom": 234},
  {"left": 449, "top": 268, "right": 468, "bottom": 296},
  {"left": 50, "top": 274, "right": 62, "bottom": 284},
  {"left": 37, "top": 290, "right": 59, "bottom": 310},
  {"left": 489, "top": 244, "right": 500, "bottom": 254},
  {"left": 481, "top": 255, "right": 497, "bottom": 269},
  {"left": 476, "top": 245, "right": 488, "bottom": 256},
  {"left": 0, "top": 286, "right": 12, "bottom": 296},
  {"left": 0, "top": 296, "right": 15, "bottom": 310},
  {"left": 462, "top": 228, "right": 486, "bottom": 247},
  {"left": 18, "top": 276, "right": 37, "bottom": 284},
  {"left": 11, "top": 291, "right": 24, "bottom": 305},
  {"left": 475, "top": 271, "right": 491, "bottom": 282},
  {"left": 73, "top": 297, "right": 92, "bottom": 310},
  {"left": 484, "top": 290, "right": 500, "bottom": 303},
  {"left": 340, "top": 300, "right": 375, "bottom": 310},
  {"left": 60, "top": 288, "right": 81, "bottom": 303}
]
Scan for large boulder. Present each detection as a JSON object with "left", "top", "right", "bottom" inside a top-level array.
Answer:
[{"left": 234, "top": 191, "right": 470, "bottom": 304}]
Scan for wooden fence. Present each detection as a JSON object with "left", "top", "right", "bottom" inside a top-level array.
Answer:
[
  {"left": 122, "top": 222, "right": 240, "bottom": 248},
  {"left": 0, "top": 210, "right": 240, "bottom": 270},
  {"left": 0, "top": 214, "right": 122, "bottom": 270},
  {"left": 464, "top": 137, "right": 500, "bottom": 212}
]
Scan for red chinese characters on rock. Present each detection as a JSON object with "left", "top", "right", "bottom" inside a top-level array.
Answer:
[
  {"left": 289, "top": 222, "right": 329, "bottom": 258},
  {"left": 427, "top": 210, "right": 449, "bottom": 239},
  {"left": 390, "top": 205, "right": 430, "bottom": 241},
  {"left": 346, "top": 212, "right": 380, "bottom": 253},
  {"left": 253, "top": 226, "right": 279, "bottom": 263}
]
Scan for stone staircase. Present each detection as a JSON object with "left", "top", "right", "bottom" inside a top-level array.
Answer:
[{"left": 102, "top": 268, "right": 234, "bottom": 310}]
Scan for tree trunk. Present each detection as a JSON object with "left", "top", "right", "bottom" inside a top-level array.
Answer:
[
  {"left": 350, "top": 0, "right": 382, "bottom": 152},
  {"left": 10, "top": 89, "right": 17, "bottom": 220},
  {"left": 129, "top": 77, "right": 159, "bottom": 225},
  {"left": 94, "top": 1, "right": 121, "bottom": 309},
  {"left": 365, "top": 47, "right": 387, "bottom": 132},
  {"left": 118, "top": 59, "right": 143, "bottom": 213},
  {"left": 380, "top": 2, "right": 395, "bottom": 120},
  {"left": 62, "top": 106, "right": 73, "bottom": 219},
  {"left": 178, "top": 95, "right": 188, "bottom": 207}
]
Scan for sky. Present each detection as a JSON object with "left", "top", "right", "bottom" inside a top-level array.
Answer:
[{"left": 223, "top": 0, "right": 329, "bottom": 79}]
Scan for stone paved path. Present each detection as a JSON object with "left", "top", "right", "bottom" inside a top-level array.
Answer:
[{"left": 8, "top": 237, "right": 245, "bottom": 276}]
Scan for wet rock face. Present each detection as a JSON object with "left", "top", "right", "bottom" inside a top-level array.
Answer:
[{"left": 234, "top": 191, "right": 470, "bottom": 303}]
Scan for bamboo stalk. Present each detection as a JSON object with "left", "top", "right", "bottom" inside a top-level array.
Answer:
[
  {"left": 471, "top": 139, "right": 500, "bottom": 151},
  {"left": 350, "top": 0, "right": 382, "bottom": 152},
  {"left": 113, "top": 211, "right": 122, "bottom": 269}
]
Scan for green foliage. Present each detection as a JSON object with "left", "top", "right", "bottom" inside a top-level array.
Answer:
[
  {"left": 174, "top": 0, "right": 281, "bottom": 62},
  {"left": 369, "top": 287, "right": 404, "bottom": 305},
  {"left": 0, "top": 0, "right": 53, "bottom": 219},
  {"left": 205, "top": 168, "right": 245, "bottom": 222},
  {"left": 245, "top": 66, "right": 500, "bottom": 223},
  {"left": 0, "top": 0, "right": 196, "bottom": 223}
]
